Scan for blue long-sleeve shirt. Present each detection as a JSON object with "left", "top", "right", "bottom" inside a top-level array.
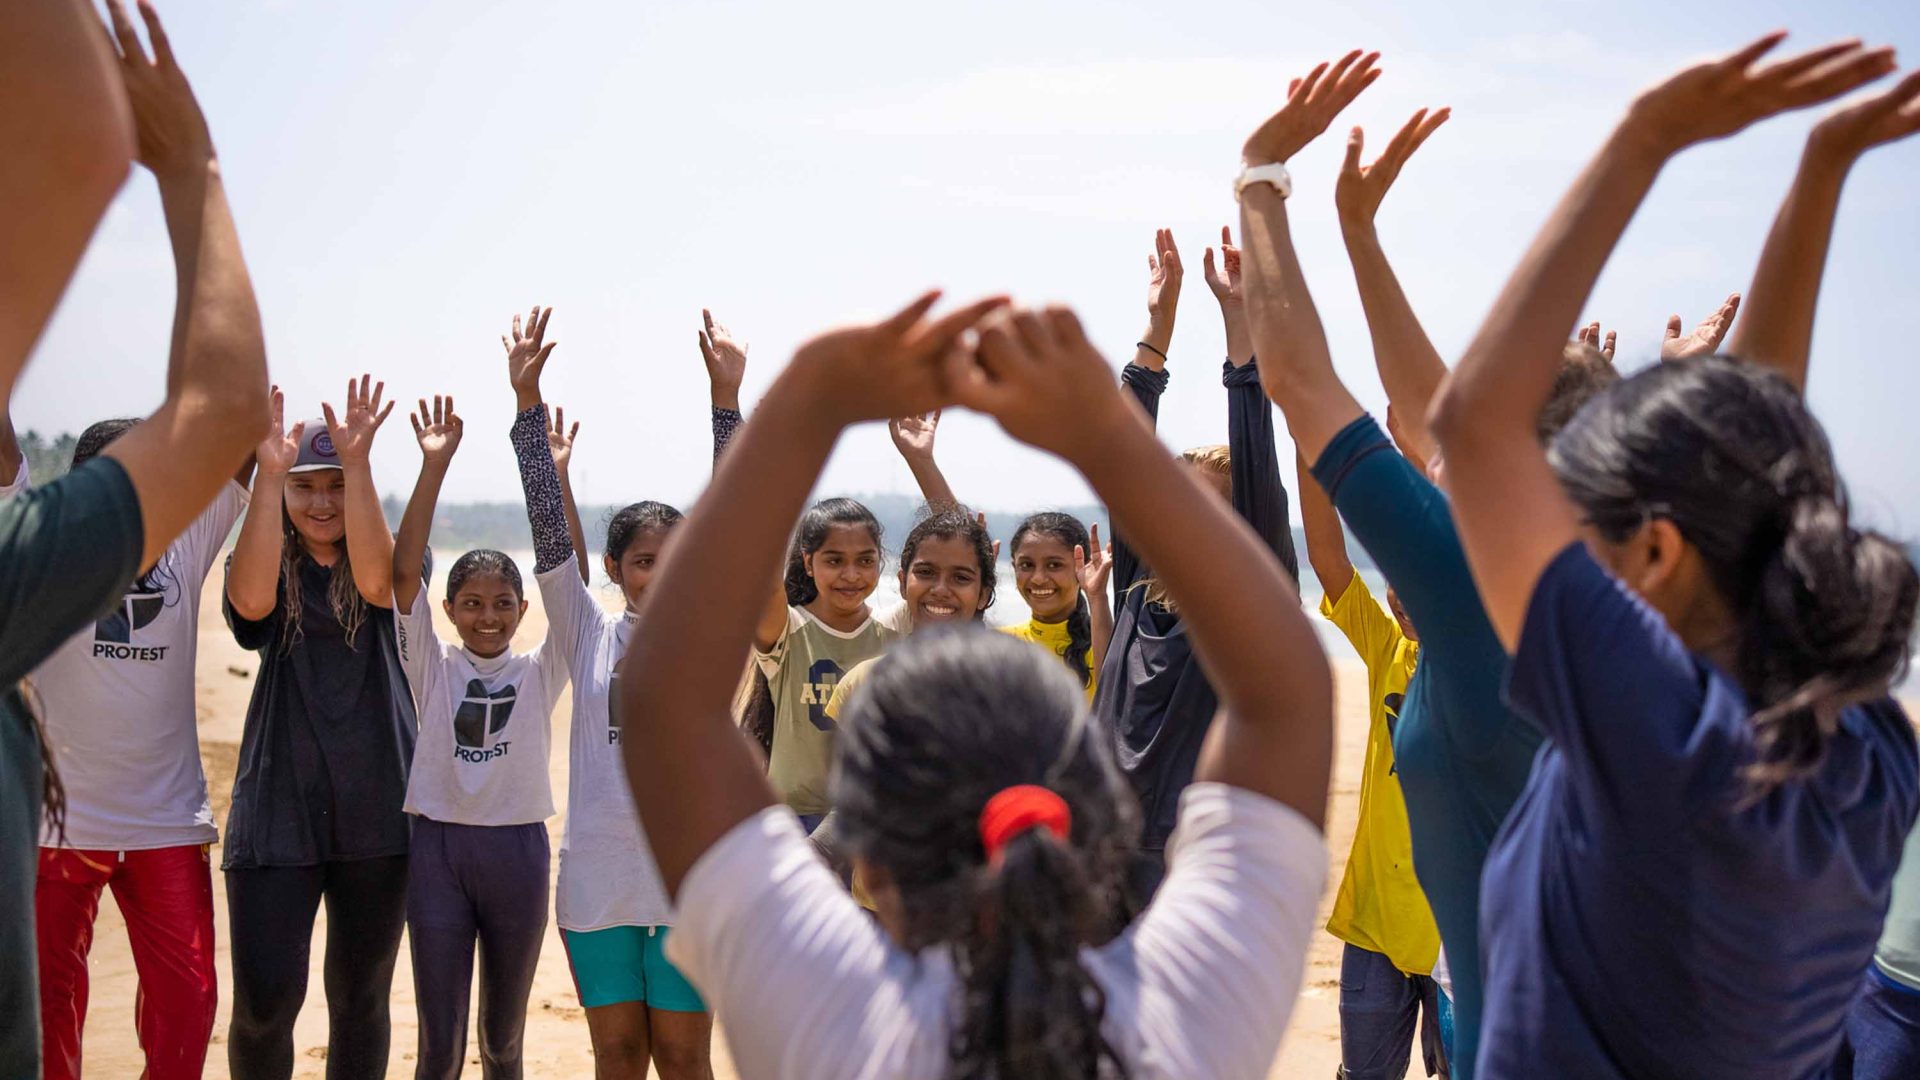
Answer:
[
  {"left": 1096, "top": 359, "right": 1297, "bottom": 850},
  {"left": 1310, "top": 414, "right": 1540, "bottom": 1080}
]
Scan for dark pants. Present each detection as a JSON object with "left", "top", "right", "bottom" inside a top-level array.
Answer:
[
  {"left": 408, "top": 818, "right": 549, "bottom": 1080},
  {"left": 1835, "top": 967, "right": 1920, "bottom": 1080},
  {"left": 1338, "top": 944, "right": 1448, "bottom": 1079},
  {"left": 226, "top": 855, "right": 409, "bottom": 1080}
]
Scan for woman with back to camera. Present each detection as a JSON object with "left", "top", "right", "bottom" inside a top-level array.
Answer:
[
  {"left": 619, "top": 292, "right": 1334, "bottom": 1079},
  {"left": 1426, "top": 35, "right": 1919, "bottom": 1078}
]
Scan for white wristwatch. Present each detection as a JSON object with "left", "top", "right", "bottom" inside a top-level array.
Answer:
[{"left": 1234, "top": 162, "right": 1293, "bottom": 202}]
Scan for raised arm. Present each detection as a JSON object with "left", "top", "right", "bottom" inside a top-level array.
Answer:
[
  {"left": 1077, "top": 524, "right": 1115, "bottom": 666},
  {"left": 1335, "top": 108, "right": 1452, "bottom": 462},
  {"left": 622, "top": 292, "right": 1008, "bottom": 894},
  {"left": 392, "top": 396, "right": 462, "bottom": 614},
  {"left": 1721, "top": 70, "right": 1920, "bottom": 390},
  {"left": 1225, "top": 353, "right": 1299, "bottom": 583},
  {"left": 957, "top": 308, "right": 1332, "bottom": 824},
  {"left": 227, "top": 389, "right": 303, "bottom": 620},
  {"left": 501, "top": 306, "right": 581, "bottom": 576},
  {"left": 1295, "top": 452, "right": 1355, "bottom": 602},
  {"left": 1109, "top": 231, "right": 1179, "bottom": 602},
  {"left": 321, "top": 375, "right": 397, "bottom": 607},
  {"left": 701, "top": 308, "right": 747, "bottom": 464},
  {"left": 1238, "top": 52, "right": 1381, "bottom": 464},
  {"left": 98, "top": 0, "right": 269, "bottom": 571},
  {"left": 1429, "top": 34, "right": 1893, "bottom": 649},
  {"left": 888, "top": 411, "right": 958, "bottom": 510},
  {"left": 0, "top": 0, "right": 132, "bottom": 395},
  {"left": 544, "top": 405, "right": 590, "bottom": 582}
]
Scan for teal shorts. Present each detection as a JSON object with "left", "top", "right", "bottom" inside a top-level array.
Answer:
[{"left": 560, "top": 925, "right": 707, "bottom": 1012}]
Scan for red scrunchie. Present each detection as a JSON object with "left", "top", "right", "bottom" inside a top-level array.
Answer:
[{"left": 978, "top": 785, "right": 1072, "bottom": 865}]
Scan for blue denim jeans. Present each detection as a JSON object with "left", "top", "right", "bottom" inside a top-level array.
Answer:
[
  {"left": 1834, "top": 966, "right": 1920, "bottom": 1080},
  {"left": 1339, "top": 943, "right": 1449, "bottom": 1079}
]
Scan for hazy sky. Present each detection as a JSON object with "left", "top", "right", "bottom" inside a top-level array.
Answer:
[{"left": 20, "top": 0, "right": 1920, "bottom": 535}]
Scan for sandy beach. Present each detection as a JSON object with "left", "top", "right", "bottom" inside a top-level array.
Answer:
[{"left": 64, "top": 569, "right": 1426, "bottom": 1078}]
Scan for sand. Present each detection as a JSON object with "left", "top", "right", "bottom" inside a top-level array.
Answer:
[{"left": 66, "top": 569, "right": 1390, "bottom": 1079}]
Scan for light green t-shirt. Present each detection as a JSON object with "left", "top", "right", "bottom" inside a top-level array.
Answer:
[
  {"left": 756, "top": 606, "right": 906, "bottom": 815},
  {"left": 1875, "top": 816, "right": 1920, "bottom": 990}
]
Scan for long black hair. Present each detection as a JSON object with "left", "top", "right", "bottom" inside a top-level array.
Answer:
[
  {"left": 1011, "top": 513, "right": 1094, "bottom": 686},
  {"left": 901, "top": 507, "right": 997, "bottom": 619},
  {"left": 1550, "top": 356, "right": 1917, "bottom": 795},
  {"left": 782, "top": 497, "right": 884, "bottom": 606},
  {"left": 833, "top": 630, "right": 1138, "bottom": 1080}
]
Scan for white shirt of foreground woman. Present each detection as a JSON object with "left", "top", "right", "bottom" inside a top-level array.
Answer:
[{"left": 668, "top": 782, "right": 1325, "bottom": 1080}]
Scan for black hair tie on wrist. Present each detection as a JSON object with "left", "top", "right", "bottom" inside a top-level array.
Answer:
[{"left": 1136, "top": 341, "right": 1168, "bottom": 362}]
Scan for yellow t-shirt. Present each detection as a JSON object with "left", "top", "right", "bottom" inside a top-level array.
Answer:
[
  {"left": 998, "top": 618, "right": 1097, "bottom": 701},
  {"left": 1321, "top": 570, "right": 1441, "bottom": 976}
]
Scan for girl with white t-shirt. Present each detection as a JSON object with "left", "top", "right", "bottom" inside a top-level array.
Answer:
[
  {"left": 618, "top": 295, "right": 1335, "bottom": 1080},
  {"left": 505, "top": 307, "right": 717, "bottom": 1080},
  {"left": 389, "top": 393, "right": 569, "bottom": 1080}
]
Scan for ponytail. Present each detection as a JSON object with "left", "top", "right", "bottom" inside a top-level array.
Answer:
[
  {"left": 1011, "top": 512, "right": 1097, "bottom": 688},
  {"left": 1738, "top": 495, "right": 1917, "bottom": 792},
  {"left": 1063, "top": 594, "right": 1093, "bottom": 688},
  {"left": 1549, "top": 357, "right": 1918, "bottom": 798},
  {"left": 951, "top": 829, "right": 1124, "bottom": 1080}
]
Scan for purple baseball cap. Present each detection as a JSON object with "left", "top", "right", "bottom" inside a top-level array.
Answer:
[{"left": 290, "top": 421, "right": 341, "bottom": 473}]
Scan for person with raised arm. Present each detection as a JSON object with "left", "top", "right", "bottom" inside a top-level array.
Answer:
[
  {"left": 1096, "top": 225, "right": 1300, "bottom": 905},
  {"left": 1236, "top": 52, "right": 1616, "bottom": 1076},
  {"left": 618, "top": 292, "right": 1330, "bottom": 1080},
  {"left": 505, "top": 308, "right": 714, "bottom": 1080},
  {"left": 1, "top": 3, "right": 271, "bottom": 1076},
  {"left": 1297, "top": 453, "right": 1446, "bottom": 1080},
  {"left": 221, "top": 374, "right": 413, "bottom": 1079},
  {"left": 1003, "top": 513, "right": 1113, "bottom": 698},
  {"left": 389, "top": 393, "right": 570, "bottom": 1080},
  {"left": 1425, "top": 35, "right": 1914, "bottom": 1079}
]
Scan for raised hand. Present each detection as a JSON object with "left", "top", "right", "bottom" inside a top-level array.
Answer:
[
  {"left": 1244, "top": 49, "right": 1383, "bottom": 166},
  {"left": 547, "top": 404, "right": 579, "bottom": 473},
  {"left": 1662, "top": 293, "right": 1741, "bottom": 362},
  {"left": 410, "top": 395, "right": 463, "bottom": 466},
  {"left": 1808, "top": 68, "right": 1920, "bottom": 161},
  {"left": 322, "top": 374, "right": 395, "bottom": 466},
  {"left": 1624, "top": 34, "right": 1895, "bottom": 155},
  {"left": 888, "top": 410, "right": 940, "bottom": 461},
  {"left": 256, "top": 386, "right": 305, "bottom": 476},
  {"left": 106, "top": 0, "right": 213, "bottom": 180},
  {"left": 1336, "top": 108, "right": 1450, "bottom": 230},
  {"left": 1076, "top": 523, "right": 1113, "bottom": 597},
  {"left": 789, "top": 291, "right": 1008, "bottom": 424},
  {"left": 1576, "top": 322, "right": 1617, "bottom": 362},
  {"left": 503, "top": 305, "right": 556, "bottom": 408},
  {"left": 1146, "top": 228, "right": 1184, "bottom": 331},
  {"left": 952, "top": 307, "right": 1128, "bottom": 462},
  {"left": 700, "top": 309, "right": 748, "bottom": 409},
  {"left": 1202, "top": 226, "right": 1242, "bottom": 307}
]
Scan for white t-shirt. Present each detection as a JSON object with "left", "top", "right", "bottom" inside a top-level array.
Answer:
[
  {"left": 393, "top": 589, "right": 566, "bottom": 826},
  {"left": 669, "top": 781, "right": 1327, "bottom": 1080},
  {"left": 10, "top": 469, "right": 248, "bottom": 851},
  {"left": 538, "top": 555, "right": 671, "bottom": 930}
]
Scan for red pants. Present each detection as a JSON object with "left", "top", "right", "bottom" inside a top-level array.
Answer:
[{"left": 35, "top": 845, "right": 218, "bottom": 1080}]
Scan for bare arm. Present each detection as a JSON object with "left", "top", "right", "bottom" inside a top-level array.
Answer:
[
  {"left": 956, "top": 308, "right": 1332, "bottom": 825},
  {"left": 1238, "top": 53, "right": 1381, "bottom": 464},
  {"left": 0, "top": 0, "right": 133, "bottom": 396},
  {"left": 227, "top": 389, "right": 302, "bottom": 620},
  {"left": 622, "top": 292, "right": 1008, "bottom": 895},
  {"left": 1296, "top": 452, "right": 1355, "bottom": 603},
  {"left": 889, "top": 411, "right": 958, "bottom": 511},
  {"left": 1136, "top": 228, "right": 1183, "bottom": 370},
  {"left": 1336, "top": 108, "right": 1452, "bottom": 462},
  {"left": 322, "top": 375, "right": 397, "bottom": 608},
  {"left": 1200, "top": 226, "right": 1254, "bottom": 366},
  {"left": 392, "top": 397, "right": 462, "bottom": 615},
  {"left": 98, "top": 1, "right": 269, "bottom": 572},
  {"left": 1078, "top": 523, "right": 1114, "bottom": 668},
  {"left": 1721, "top": 70, "right": 1920, "bottom": 390},
  {"left": 1430, "top": 35, "right": 1893, "bottom": 650}
]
